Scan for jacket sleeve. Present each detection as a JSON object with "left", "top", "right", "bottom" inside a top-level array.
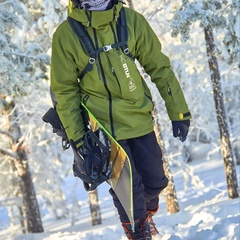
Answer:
[
  {"left": 133, "top": 13, "right": 191, "bottom": 121},
  {"left": 50, "top": 24, "right": 85, "bottom": 146}
]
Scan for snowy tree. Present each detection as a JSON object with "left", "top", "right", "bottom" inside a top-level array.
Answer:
[
  {"left": 171, "top": 0, "right": 240, "bottom": 66},
  {"left": 171, "top": 0, "right": 239, "bottom": 199},
  {"left": 0, "top": 0, "right": 71, "bottom": 234},
  {"left": 23, "top": 0, "right": 73, "bottom": 221},
  {"left": 0, "top": 0, "right": 47, "bottom": 232},
  {"left": 0, "top": 98, "right": 44, "bottom": 233}
]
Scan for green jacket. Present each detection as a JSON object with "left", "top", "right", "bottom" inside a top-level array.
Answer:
[{"left": 50, "top": 1, "right": 191, "bottom": 146}]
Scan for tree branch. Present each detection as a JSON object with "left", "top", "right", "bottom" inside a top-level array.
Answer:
[
  {"left": 0, "top": 0, "right": 15, "bottom": 7},
  {"left": 0, "top": 147, "right": 18, "bottom": 159},
  {"left": 3, "top": 50, "right": 38, "bottom": 61},
  {"left": 0, "top": 130, "right": 15, "bottom": 141}
]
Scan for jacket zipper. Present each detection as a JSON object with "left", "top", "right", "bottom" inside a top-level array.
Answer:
[
  {"left": 93, "top": 28, "right": 115, "bottom": 138},
  {"left": 110, "top": 22, "right": 122, "bottom": 93}
]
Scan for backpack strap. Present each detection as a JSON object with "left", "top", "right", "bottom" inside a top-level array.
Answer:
[
  {"left": 117, "top": 7, "right": 133, "bottom": 59},
  {"left": 67, "top": 17, "right": 97, "bottom": 80},
  {"left": 67, "top": 7, "right": 133, "bottom": 80}
]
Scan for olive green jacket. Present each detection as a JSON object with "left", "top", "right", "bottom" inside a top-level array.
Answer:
[{"left": 50, "top": 1, "right": 191, "bottom": 146}]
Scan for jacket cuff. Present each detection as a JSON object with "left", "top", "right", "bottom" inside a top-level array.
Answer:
[{"left": 168, "top": 111, "right": 191, "bottom": 121}]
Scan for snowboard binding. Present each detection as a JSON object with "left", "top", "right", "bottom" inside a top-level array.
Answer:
[{"left": 71, "top": 128, "right": 111, "bottom": 191}]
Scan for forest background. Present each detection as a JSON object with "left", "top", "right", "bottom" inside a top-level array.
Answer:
[{"left": 0, "top": 0, "right": 239, "bottom": 239}]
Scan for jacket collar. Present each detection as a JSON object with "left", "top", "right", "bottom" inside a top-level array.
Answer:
[{"left": 68, "top": 1, "right": 122, "bottom": 29}]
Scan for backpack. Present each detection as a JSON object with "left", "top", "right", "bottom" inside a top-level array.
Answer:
[{"left": 67, "top": 7, "right": 133, "bottom": 80}]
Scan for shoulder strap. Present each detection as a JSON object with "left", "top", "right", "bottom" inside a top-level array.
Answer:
[
  {"left": 68, "top": 17, "right": 97, "bottom": 80},
  {"left": 117, "top": 7, "right": 133, "bottom": 59}
]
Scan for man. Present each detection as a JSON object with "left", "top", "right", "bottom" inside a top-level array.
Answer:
[{"left": 50, "top": 0, "right": 191, "bottom": 239}]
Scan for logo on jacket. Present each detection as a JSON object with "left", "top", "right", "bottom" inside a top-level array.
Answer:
[{"left": 120, "top": 55, "right": 137, "bottom": 92}]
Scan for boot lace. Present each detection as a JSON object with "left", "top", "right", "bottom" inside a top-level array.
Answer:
[
  {"left": 122, "top": 217, "right": 151, "bottom": 240},
  {"left": 148, "top": 214, "right": 159, "bottom": 236}
]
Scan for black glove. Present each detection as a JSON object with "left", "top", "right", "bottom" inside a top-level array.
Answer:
[
  {"left": 172, "top": 120, "right": 190, "bottom": 142},
  {"left": 71, "top": 129, "right": 111, "bottom": 191}
]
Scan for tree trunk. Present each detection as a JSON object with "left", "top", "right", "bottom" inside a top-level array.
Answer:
[
  {"left": 14, "top": 157, "right": 44, "bottom": 232},
  {"left": 204, "top": 26, "right": 239, "bottom": 199},
  {"left": 153, "top": 108, "right": 180, "bottom": 214},
  {"left": 18, "top": 205, "right": 27, "bottom": 234},
  {"left": 88, "top": 189, "right": 102, "bottom": 225},
  {"left": 1, "top": 98, "right": 44, "bottom": 233},
  {"left": 233, "top": 145, "right": 240, "bottom": 165}
]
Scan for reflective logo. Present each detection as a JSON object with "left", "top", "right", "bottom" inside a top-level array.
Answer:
[{"left": 120, "top": 55, "right": 136, "bottom": 92}]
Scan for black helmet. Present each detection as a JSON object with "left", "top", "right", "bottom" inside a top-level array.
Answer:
[{"left": 71, "top": 128, "right": 111, "bottom": 191}]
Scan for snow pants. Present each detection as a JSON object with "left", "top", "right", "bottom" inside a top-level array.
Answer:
[{"left": 109, "top": 131, "right": 168, "bottom": 222}]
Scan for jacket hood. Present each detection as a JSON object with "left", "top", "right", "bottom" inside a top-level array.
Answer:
[{"left": 68, "top": 0, "right": 122, "bottom": 28}]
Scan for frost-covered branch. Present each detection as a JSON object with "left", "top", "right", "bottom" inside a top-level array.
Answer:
[
  {"left": 0, "top": 0, "right": 25, "bottom": 29},
  {"left": 170, "top": 0, "right": 240, "bottom": 65},
  {"left": 0, "top": 0, "right": 16, "bottom": 7},
  {"left": 0, "top": 147, "right": 18, "bottom": 159},
  {"left": 0, "top": 130, "right": 14, "bottom": 141},
  {"left": 3, "top": 51, "right": 41, "bottom": 61},
  {"left": 168, "top": 152, "right": 205, "bottom": 190},
  {"left": 0, "top": 197, "right": 22, "bottom": 207}
]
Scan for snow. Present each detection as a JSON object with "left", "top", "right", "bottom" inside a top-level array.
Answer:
[
  {"left": 1, "top": 152, "right": 239, "bottom": 240},
  {"left": 0, "top": 0, "right": 239, "bottom": 240}
]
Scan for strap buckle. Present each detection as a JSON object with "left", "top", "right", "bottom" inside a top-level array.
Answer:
[
  {"left": 124, "top": 48, "right": 130, "bottom": 55},
  {"left": 103, "top": 45, "right": 113, "bottom": 52},
  {"left": 89, "top": 57, "right": 95, "bottom": 64}
]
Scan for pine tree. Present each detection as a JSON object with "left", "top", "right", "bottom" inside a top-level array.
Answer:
[
  {"left": 0, "top": 0, "right": 49, "bottom": 232},
  {"left": 204, "top": 26, "right": 239, "bottom": 199},
  {"left": 171, "top": 0, "right": 239, "bottom": 199}
]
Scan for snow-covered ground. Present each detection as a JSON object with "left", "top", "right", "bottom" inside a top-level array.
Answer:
[
  {"left": 0, "top": 1, "right": 239, "bottom": 240},
  {"left": 1, "top": 147, "right": 239, "bottom": 240}
]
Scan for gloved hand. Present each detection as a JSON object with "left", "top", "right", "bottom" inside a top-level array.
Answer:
[{"left": 172, "top": 120, "right": 190, "bottom": 142}]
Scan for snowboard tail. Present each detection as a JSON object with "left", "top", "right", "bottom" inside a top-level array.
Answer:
[{"left": 81, "top": 102, "right": 134, "bottom": 230}]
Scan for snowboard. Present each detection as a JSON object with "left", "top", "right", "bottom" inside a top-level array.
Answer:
[{"left": 81, "top": 102, "right": 134, "bottom": 231}]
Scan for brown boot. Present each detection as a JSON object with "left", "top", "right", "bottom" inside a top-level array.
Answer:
[
  {"left": 147, "top": 207, "right": 160, "bottom": 238},
  {"left": 122, "top": 216, "right": 152, "bottom": 240}
]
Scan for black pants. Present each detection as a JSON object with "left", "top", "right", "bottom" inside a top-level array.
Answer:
[{"left": 109, "top": 131, "right": 168, "bottom": 222}]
